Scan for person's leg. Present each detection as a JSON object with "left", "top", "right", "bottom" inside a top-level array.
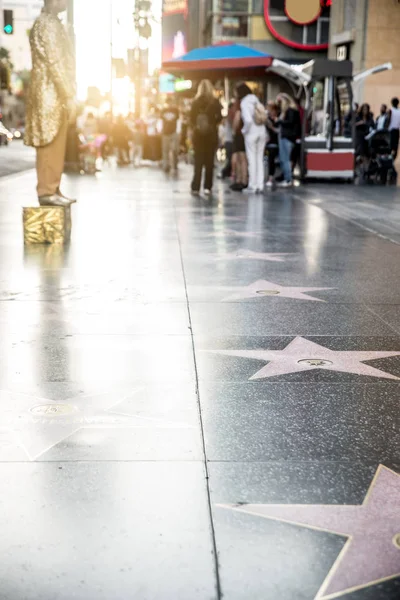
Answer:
[
  {"left": 205, "top": 142, "right": 216, "bottom": 190},
  {"left": 172, "top": 133, "right": 178, "bottom": 170},
  {"left": 268, "top": 146, "right": 277, "bottom": 178},
  {"left": 36, "top": 119, "right": 68, "bottom": 198},
  {"left": 391, "top": 129, "right": 399, "bottom": 161},
  {"left": 256, "top": 134, "right": 267, "bottom": 190},
  {"left": 279, "top": 138, "right": 294, "bottom": 183},
  {"left": 192, "top": 141, "right": 202, "bottom": 191},
  {"left": 162, "top": 135, "right": 169, "bottom": 170},
  {"left": 231, "top": 152, "right": 237, "bottom": 182},
  {"left": 221, "top": 141, "right": 233, "bottom": 177},
  {"left": 244, "top": 134, "right": 257, "bottom": 190}
]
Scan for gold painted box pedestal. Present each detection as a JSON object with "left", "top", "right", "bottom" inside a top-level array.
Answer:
[{"left": 23, "top": 206, "right": 71, "bottom": 245}]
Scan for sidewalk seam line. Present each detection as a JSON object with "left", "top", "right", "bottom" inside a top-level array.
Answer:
[{"left": 174, "top": 199, "right": 222, "bottom": 600}]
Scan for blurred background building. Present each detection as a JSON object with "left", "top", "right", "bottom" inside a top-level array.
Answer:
[{"left": 328, "top": 0, "right": 400, "bottom": 113}]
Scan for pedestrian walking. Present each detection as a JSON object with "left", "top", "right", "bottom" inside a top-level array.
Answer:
[
  {"left": 219, "top": 101, "right": 235, "bottom": 179},
  {"left": 25, "top": 0, "right": 76, "bottom": 207},
  {"left": 376, "top": 104, "right": 389, "bottom": 131},
  {"left": 161, "top": 96, "right": 179, "bottom": 173},
  {"left": 113, "top": 115, "right": 131, "bottom": 166},
  {"left": 265, "top": 101, "right": 279, "bottom": 188},
  {"left": 236, "top": 83, "right": 267, "bottom": 194},
  {"left": 388, "top": 97, "right": 400, "bottom": 160},
  {"left": 276, "top": 93, "right": 301, "bottom": 188},
  {"left": 355, "top": 103, "right": 374, "bottom": 161},
  {"left": 190, "top": 80, "right": 222, "bottom": 196},
  {"left": 230, "top": 100, "right": 248, "bottom": 192}
]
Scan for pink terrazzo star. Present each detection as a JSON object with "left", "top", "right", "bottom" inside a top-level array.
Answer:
[
  {"left": 219, "top": 465, "right": 400, "bottom": 599},
  {"left": 212, "top": 337, "right": 400, "bottom": 380},
  {"left": 216, "top": 249, "right": 293, "bottom": 262},
  {"left": 220, "top": 279, "right": 332, "bottom": 302}
]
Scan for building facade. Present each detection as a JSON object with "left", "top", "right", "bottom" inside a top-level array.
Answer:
[
  {"left": 199, "top": 0, "right": 331, "bottom": 62},
  {"left": 329, "top": 0, "right": 400, "bottom": 113}
]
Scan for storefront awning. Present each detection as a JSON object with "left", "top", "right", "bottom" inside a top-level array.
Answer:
[{"left": 162, "top": 43, "right": 273, "bottom": 80}]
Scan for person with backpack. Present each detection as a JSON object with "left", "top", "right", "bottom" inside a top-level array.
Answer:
[
  {"left": 190, "top": 80, "right": 222, "bottom": 196},
  {"left": 236, "top": 83, "right": 268, "bottom": 194}
]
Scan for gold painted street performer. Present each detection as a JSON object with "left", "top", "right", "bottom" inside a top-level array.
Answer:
[{"left": 25, "top": 0, "right": 76, "bottom": 207}]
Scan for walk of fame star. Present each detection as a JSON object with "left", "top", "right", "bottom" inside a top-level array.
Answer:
[
  {"left": 218, "top": 279, "right": 333, "bottom": 302},
  {"left": 0, "top": 389, "right": 193, "bottom": 461},
  {"left": 211, "top": 337, "right": 400, "bottom": 380},
  {"left": 218, "top": 465, "right": 400, "bottom": 599}
]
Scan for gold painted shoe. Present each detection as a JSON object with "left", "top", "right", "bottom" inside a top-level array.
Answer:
[
  {"left": 57, "top": 189, "right": 77, "bottom": 204},
  {"left": 38, "top": 194, "right": 73, "bottom": 207}
]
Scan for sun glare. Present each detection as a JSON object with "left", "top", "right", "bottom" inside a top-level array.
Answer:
[{"left": 74, "top": 0, "right": 161, "bottom": 107}]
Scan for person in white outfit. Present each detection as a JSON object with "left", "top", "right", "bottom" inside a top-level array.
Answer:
[{"left": 237, "top": 83, "right": 267, "bottom": 194}]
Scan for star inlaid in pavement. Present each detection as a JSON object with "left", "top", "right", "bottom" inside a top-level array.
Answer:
[
  {"left": 219, "top": 279, "right": 333, "bottom": 302},
  {"left": 0, "top": 389, "right": 193, "bottom": 461},
  {"left": 216, "top": 249, "right": 293, "bottom": 262},
  {"left": 211, "top": 337, "right": 400, "bottom": 380},
  {"left": 218, "top": 465, "right": 400, "bottom": 599}
]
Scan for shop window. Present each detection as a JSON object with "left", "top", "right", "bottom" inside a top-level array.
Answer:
[
  {"left": 306, "top": 22, "right": 318, "bottom": 45},
  {"left": 252, "top": 0, "right": 264, "bottom": 13},
  {"left": 320, "top": 20, "right": 330, "bottom": 45},
  {"left": 268, "top": 0, "right": 283, "bottom": 17},
  {"left": 217, "top": 0, "right": 249, "bottom": 12},
  {"left": 220, "top": 15, "right": 248, "bottom": 37},
  {"left": 270, "top": 19, "right": 304, "bottom": 44}
]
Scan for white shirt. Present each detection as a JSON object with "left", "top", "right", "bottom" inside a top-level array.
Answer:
[
  {"left": 376, "top": 114, "right": 387, "bottom": 130},
  {"left": 240, "top": 94, "right": 266, "bottom": 137},
  {"left": 389, "top": 107, "right": 400, "bottom": 130}
]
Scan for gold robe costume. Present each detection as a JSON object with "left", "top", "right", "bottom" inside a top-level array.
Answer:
[{"left": 25, "top": 11, "right": 75, "bottom": 148}]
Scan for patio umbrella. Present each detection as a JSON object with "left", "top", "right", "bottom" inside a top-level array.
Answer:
[{"left": 162, "top": 43, "right": 273, "bottom": 81}]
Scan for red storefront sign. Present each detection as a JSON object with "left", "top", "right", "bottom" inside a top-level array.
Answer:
[{"left": 264, "top": 0, "right": 331, "bottom": 51}]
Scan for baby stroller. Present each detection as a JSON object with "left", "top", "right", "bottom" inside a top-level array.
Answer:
[{"left": 363, "top": 130, "right": 397, "bottom": 185}]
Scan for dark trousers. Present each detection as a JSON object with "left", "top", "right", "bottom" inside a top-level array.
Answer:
[
  {"left": 221, "top": 141, "right": 233, "bottom": 178},
  {"left": 192, "top": 137, "right": 216, "bottom": 191},
  {"left": 267, "top": 144, "right": 279, "bottom": 177},
  {"left": 390, "top": 129, "right": 399, "bottom": 160}
]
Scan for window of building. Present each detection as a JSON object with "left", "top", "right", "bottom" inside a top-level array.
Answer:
[
  {"left": 213, "top": 0, "right": 250, "bottom": 39},
  {"left": 214, "top": 14, "right": 248, "bottom": 38},
  {"left": 217, "top": 0, "right": 249, "bottom": 12}
]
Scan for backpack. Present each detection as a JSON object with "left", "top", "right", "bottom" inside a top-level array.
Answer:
[
  {"left": 196, "top": 111, "right": 211, "bottom": 135},
  {"left": 254, "top": 102, "right": 267, "bottom": 125}
]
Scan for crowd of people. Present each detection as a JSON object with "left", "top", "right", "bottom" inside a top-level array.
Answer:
[
  {"left": 352, "top": 97, "right": 400, "bottom": 160},
  {"left": 73, "top": 78, "right": 305, "bottom": 195},
  {"left": 189, "top": 79, "right": 302, "bottom": 196},
  {"left": 23, "top": 0, "right": 399, "bottom": 208},
  {"left": 74, "top": 100, "right": 192, "bottom": 175}
]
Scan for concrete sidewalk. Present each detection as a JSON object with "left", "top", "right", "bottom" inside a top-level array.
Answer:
[{"left": 0, "top": 165, "right": 399, "bottom": 600}]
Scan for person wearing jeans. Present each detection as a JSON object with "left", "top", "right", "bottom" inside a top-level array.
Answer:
[
  {"left": 276, "top": 93, "right": 301, "bottom": 188},
  {"left": 237, "top": 83, "right": 267, "bottom": 194},
  {"left": 278, "top": 136, "right": 294, "bottom": 184}
]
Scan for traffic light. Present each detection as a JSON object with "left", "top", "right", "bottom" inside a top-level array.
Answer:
[{"left": 3, "top": 10, "right": 14, "bottom": 35}]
